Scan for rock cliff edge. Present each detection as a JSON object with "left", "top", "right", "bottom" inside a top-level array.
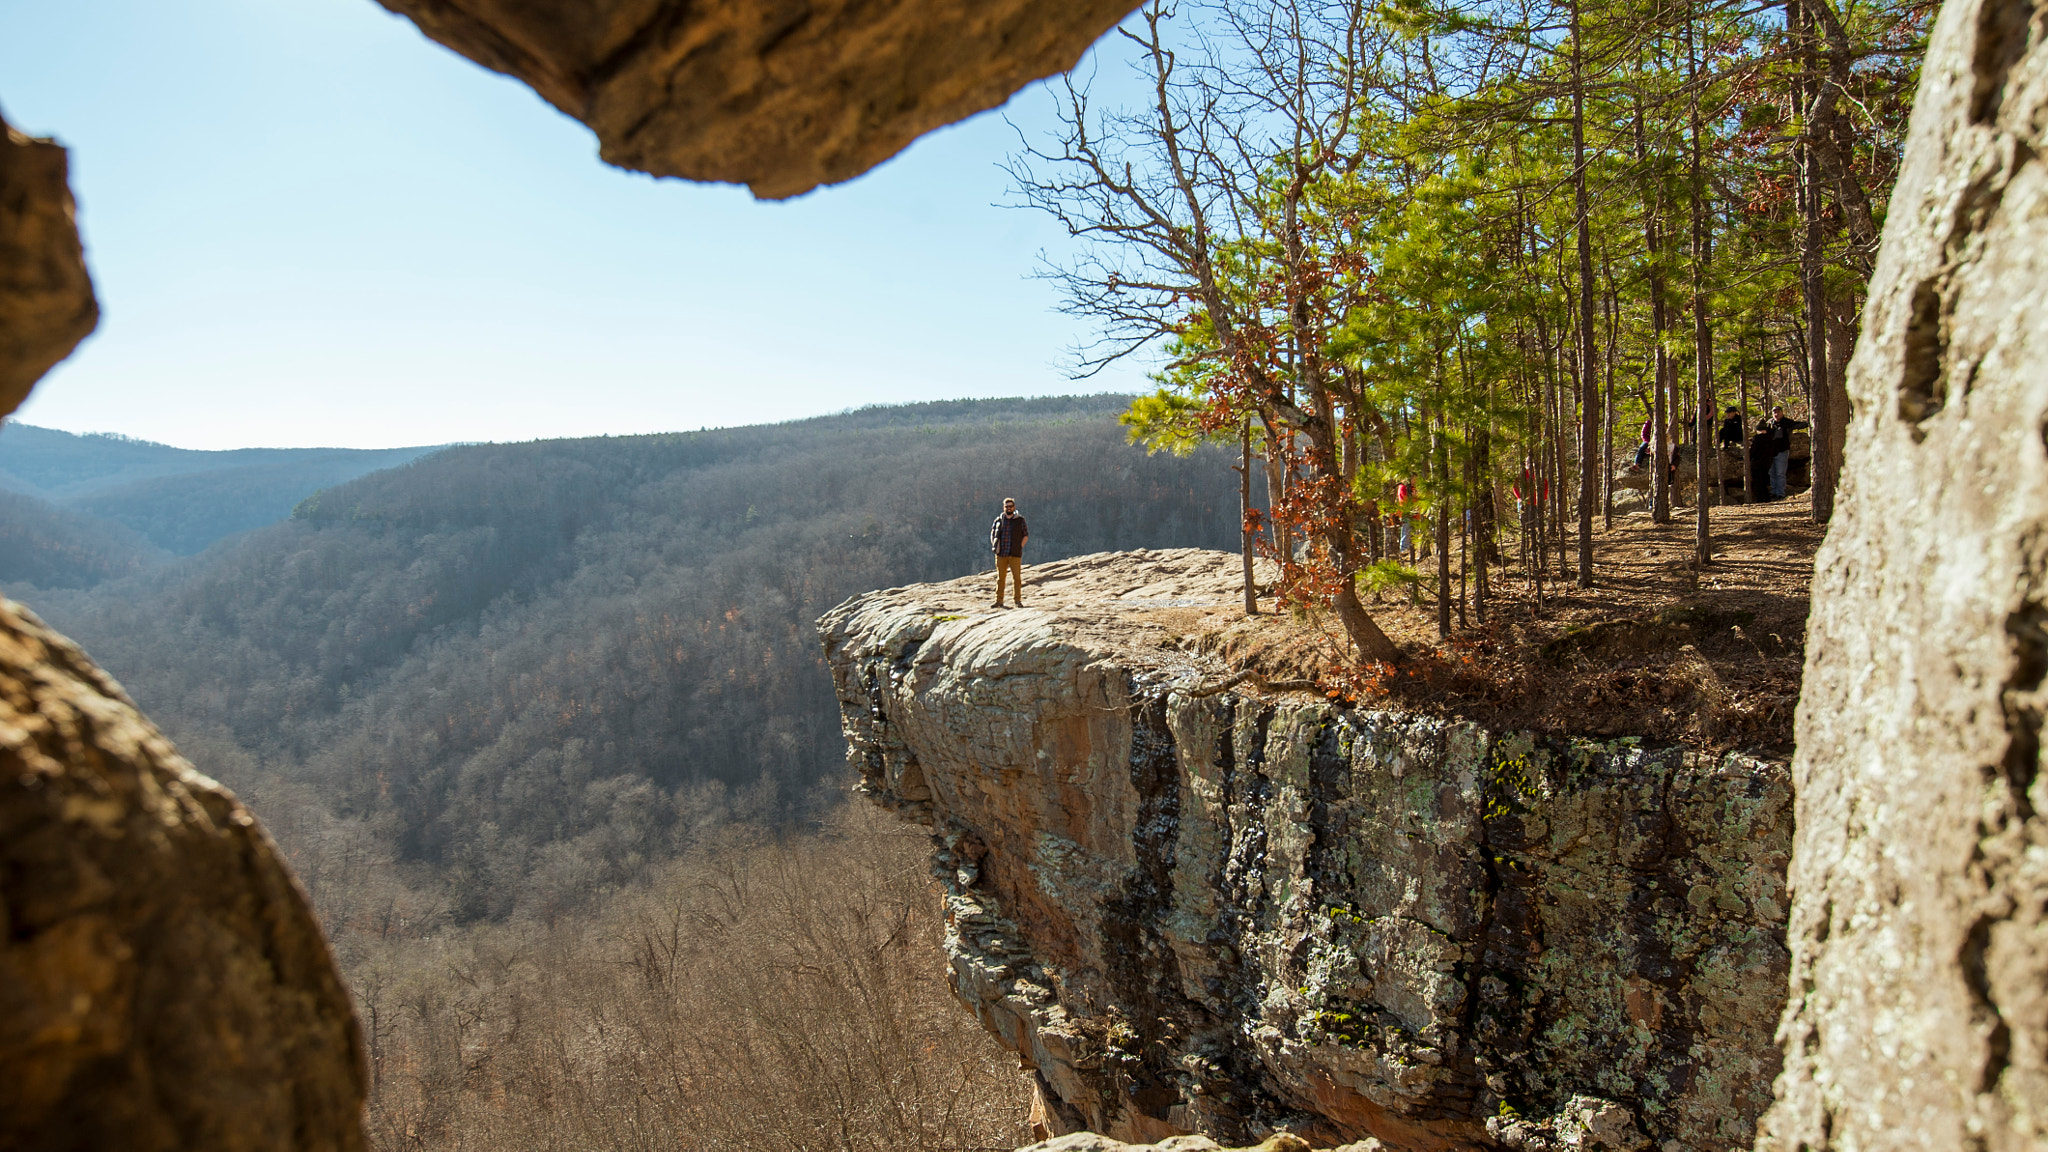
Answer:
[{"left": 821, "top": 549, "right": 1792, "bottom": 1152}]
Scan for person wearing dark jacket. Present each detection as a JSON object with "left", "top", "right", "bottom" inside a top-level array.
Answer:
[
  {"left": 1717, "top": 406, "right": 1744, "bottom": 449},
  {"left": 990, "top": 498, "right": 1029, "bottom": 608},
  {"left": 1764, "top": 407, "right": 1809, "bottom": 499},
  {"left": 1749, "top": 425, "right": 1777, "bottom": 501}
]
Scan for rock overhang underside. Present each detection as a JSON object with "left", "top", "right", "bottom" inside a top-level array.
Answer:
[
  {"left": 373, "top": 0, "right": 1144, "bottom": 199},
  {"left": 820, "top": 549, "right": 1793, "bottom": 1152}
]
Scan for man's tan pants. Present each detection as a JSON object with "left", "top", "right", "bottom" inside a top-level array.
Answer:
[{"left": 994, "top": 555, "right": 1023, "bottom": 604}]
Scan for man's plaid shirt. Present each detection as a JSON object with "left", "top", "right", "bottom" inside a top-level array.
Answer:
[{"left": 990, "top": 513, "right": 1028, "bottom": 557}]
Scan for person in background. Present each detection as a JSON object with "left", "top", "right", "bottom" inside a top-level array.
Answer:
[
  {"left": 1511, "top": 469, "right": 1544, "bottom": 542},
  {"left": 990, "top": 497, "right": 1029, "bottom": 608},
  {"left": 1749, "top": 420, "right": 1777, "bottom": 501},
  {"left": 1394, "top": 480, "right": 1411, "bottom": 553},
  {"left": 1632, "top": 416, "right": 1653, "bottom": 471},
  {"left": 1717, "top": 406, "right": 1745, "bottom": 450},
  {"left": 1764, "top": 406, "right": 1810, "bottom": 499}
]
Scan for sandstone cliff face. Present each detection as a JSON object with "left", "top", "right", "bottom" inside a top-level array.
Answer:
[
  {"left": 1756, "top": 0, "right": 2048, "bottom": 1146},
  {"left": 0, "top": 598, "right": 367, "bottom": 1151},
  {"left": 374, "top": 0, "right": 1140, "bottom": 199},
  {"left": 822, "top": 550, "right": 1792, "bottom": 1152}
]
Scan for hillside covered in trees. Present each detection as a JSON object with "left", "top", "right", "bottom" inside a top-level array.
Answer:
[
  {"left": 0, "top": 422, "right": 440, "bottom": 563},
  {"left": 11, "top": 395, "right": 1243, "bottom": 922}
]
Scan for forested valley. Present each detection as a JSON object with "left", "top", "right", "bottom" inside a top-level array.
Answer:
[
  {"left": 1, "top": 396, "right": 1242, "bottom": 1150},
  {"left": 8, "top": 395, "right": 1240, "bottom": 921}
]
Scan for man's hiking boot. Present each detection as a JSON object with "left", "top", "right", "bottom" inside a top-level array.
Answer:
[{"left": 991, "top": 601, "right": 1006, "bottom": 608}]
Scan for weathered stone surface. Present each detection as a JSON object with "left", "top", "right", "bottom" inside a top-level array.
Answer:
[
  {"left": 1755, "top": 0, "right": 2048, "bottom": 1147},
  {"left": 821, "top": 549, "right": 1792, "bottom": 1152},
  {"left": 0, "top": 597, "right": 367, "bottom": 1151},
  {"left": 1021, "top": 1131, "right": 1374, "bottom": 1152},
  {"left": 374, "top": 0, "right": 1140, "bottom": 199},
  {"left": 0, "top": 111, "right": 97, "bottom": 418}
]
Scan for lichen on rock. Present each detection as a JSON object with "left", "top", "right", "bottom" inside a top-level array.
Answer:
[{"left": 820, "top": 549, "right": 1792, "bottom": 1151}]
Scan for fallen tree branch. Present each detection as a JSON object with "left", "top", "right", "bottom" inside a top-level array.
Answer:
[{"left": 1184, "top": 668, "right": 1322, "bottom": 697}]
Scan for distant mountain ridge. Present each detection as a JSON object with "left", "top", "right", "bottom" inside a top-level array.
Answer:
[
  {"left": 0, "top": 422, "right": 444, "bottom": 565},
  {"left": 0, "top": 423, "right": 442, "bottom": 499}
]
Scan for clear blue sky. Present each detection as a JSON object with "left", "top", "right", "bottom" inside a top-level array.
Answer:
[{"left": 0, "top": 0, "right": 1153, "bottom": 449}]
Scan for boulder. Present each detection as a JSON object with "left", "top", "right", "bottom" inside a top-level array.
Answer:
[
  {"left": 373, "top": 0, "right": 1142, "bottom": 198},
  {"left": 0, "top": 598, "right": 366, "bottom": 1151},
  {"left": 0, "top": 112, "right": 96, "bottom": 419}
]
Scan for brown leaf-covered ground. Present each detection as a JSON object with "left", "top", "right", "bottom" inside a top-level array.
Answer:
[{"left": 1184, "top": 494, "right": 1824, "bottom": 754}]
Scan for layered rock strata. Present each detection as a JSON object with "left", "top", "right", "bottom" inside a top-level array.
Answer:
[
  {"left": 1757, "top": 0, "right": 2048, "bottom": 1144},
  {"left": 821, "top": 550, "right": 1792, "bottom": 1152},
  {"left": 374, "top": 0, "right": 1140, "bottom": 198},
  {"left": 1023, "top": 1132, "right": 1374, "bottom": 1152},
  {"left": 0, "top": 598, "right": 367, "bottom": 1151}
]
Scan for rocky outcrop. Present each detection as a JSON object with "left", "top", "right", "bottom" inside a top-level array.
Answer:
[
  {"left": 1755, "top": 0, "right": 2048, "bottom": 1147},
  {"left": 374, "top": 0, "right": 1140, "bottom": 199},
  {"left": 821, "top": 549, "right": 1792, "bottom": 1151},
  {"left": 1023, "top": 1132, "right": 1374, "bottom": 1152},
  {"left": 0, "top": 597, "right": 367, "bottom": 1151},
  {"left": 0, "top": 111, "right": 97, "bottom": 418}
]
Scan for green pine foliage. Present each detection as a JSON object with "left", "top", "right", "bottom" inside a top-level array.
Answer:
[{"left": 1020, "top": 0, "right": 1928, "bottom": 645}]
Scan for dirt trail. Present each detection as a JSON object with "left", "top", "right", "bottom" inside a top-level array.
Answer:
[{"left": 1188, "top": 495, "right": 1824, "bottom": 752}]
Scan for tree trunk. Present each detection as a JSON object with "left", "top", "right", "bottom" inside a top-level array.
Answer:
[
  {"left": 1603, "top": 280, "right": 1618, "bottom": 528},
  {"left": 1823, "top": 288, "right": 1855, "bottom": 505},
  {"left": 1740, "top": 334, "right": 1754, "bottom": 503},
  {"left": 1572, "top": 0, "right": 1598, "bottom": 587},
  {"left": 1332, "top": 581, "right": 1401, "bottom": 663},
  {"left": 1474, "top": 425, "right": 1497, "bottom": 565},
  {"left": 1240, "top": 417, "right": 1258, "bottom": 615},
  {"left": 1689, "top": 8, "right": 1713, "bottom": 568},
  {"left": 1435, "top": 410, "right": 1452, "bottom": 637},
  {"left": 1797, "top": 0, "right": 1833, "bottom": 523},
  {"left": 1546, "top": 321, "right": 1570, "bottom": 581},
  {"left": 1461, "top": 427, "right": 1476, "bottom": 627},
  {"left": 1474, "top": 425, "right": 1492, "bottom": 624},
  {"left": 1300, "top": 411, "right": 1400, "bottom": 664},
  {"left": 1264, "top": 425, "right": 1289, "bottom": 561},
  {"left": 1640, "top": 120, "right": 1673, "bottom": 526}
]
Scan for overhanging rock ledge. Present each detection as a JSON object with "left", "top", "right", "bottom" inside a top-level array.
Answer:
[
  {"left": 821, "top": 548, "right": 1793, "bottom": 1152},
  {"left": 374, "top": 0, "right": 1142, "bottom": 199}
]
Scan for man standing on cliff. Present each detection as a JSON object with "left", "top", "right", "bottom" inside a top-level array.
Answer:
[{"left": 990, "top": 498, "right": 1028, "bottom": 608}]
